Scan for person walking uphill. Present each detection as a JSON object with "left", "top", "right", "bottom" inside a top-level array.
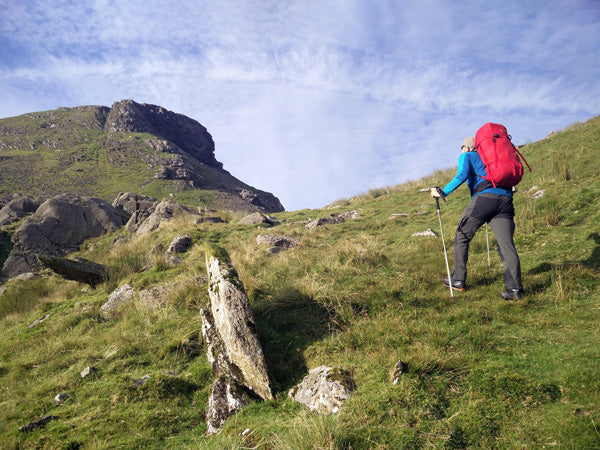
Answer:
[{"left": 430, "top": 136, "right": 524, "bottom": 300}]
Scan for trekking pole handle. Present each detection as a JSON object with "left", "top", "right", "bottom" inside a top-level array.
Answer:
[{"left": 433, "top": 187, "right": 446, "bottom": 211}]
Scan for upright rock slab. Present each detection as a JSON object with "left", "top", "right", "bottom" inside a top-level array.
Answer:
[{"left": 204, "top": 243, "right": 273, "bottom": 402}]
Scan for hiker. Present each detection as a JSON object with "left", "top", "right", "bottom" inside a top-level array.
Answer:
[{"left": 430, "top": 136, "right": 524, "bottom": 300}]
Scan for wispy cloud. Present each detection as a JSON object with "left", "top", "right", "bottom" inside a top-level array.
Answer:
[{"left": 1, "top": 1, "right": 599, "bottom": 209}]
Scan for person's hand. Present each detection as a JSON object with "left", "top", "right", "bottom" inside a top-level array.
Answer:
[{"left": 430, "top": 187, "right": 444, "bottom": 198}]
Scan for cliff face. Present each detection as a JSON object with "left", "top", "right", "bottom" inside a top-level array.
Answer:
[
  {"left": 105, "top": 100, "right": 221, "bottom": 168},
  {"left": 0, "top": 100, "right": 284, "bottom": 213}
]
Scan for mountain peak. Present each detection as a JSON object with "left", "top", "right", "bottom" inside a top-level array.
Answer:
[{"left": 105, "top": 99, "right": 220, "bottom": 168}]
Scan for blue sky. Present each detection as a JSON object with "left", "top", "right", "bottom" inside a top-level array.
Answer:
[{"left": 1, "top": 1, "right": 599, "bottom": 211}]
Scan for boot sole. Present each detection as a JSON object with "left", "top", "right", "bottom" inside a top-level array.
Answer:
[{"left": 442, "top": 283, "right": 465, "bottom": 292}]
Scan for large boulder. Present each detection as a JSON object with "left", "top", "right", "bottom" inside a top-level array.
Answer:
[
  {"left": 1, "top": 194, "right": 128, "bottom": 279},
  {"left": 0, "top": 194, "right": 40, "bottom": 228},
  {"left": 203, "top": 243, "right": 273, "bottom": 401},
  {"left": 38, "top": 255, "right": 108, "bottom": 288},
  {"left": 201, "top": 243, "right": 273, "bottom": 434}
]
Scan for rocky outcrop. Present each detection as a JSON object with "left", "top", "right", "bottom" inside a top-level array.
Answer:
[
  {"left": 112, "top": 192, "right": 157, "bottom": 233},
  {"left": 1, "top": 194, "right": 128, "bottom": 279},
  {"left": 306, "top": 211, "right": 361, "bottom": 229},
  {"left": 101, "top": 284, "right": 137, "bottom": 312},
  {"left": 105, "top": 99, "right": 221, "bottom": 168},
  {"left": 0, "top": 194, "right": 40, "bottom": 228},
  {"left": 38, "top": 255, "right": 109, "bottom": 288},
  {"left": 201, "top": 243, "right": 273, "bottom": 433},
  {"left": 256, "top": 234, "right": 300, "bottom": 254},
  {"left": 166, "top": 235, "right": 193, "bottom": 254},
  {"left": 289, "top": 366, "right": 356, "bottom": 414},
  {"left": 135, "top": 199, "right": 199, "bottom": 235},
  {"left": 239, "top": 212, "right": 277, "bottom": 226}
]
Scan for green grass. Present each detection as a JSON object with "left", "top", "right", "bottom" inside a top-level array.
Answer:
[
  {"left": 1, "top": 116, "right": 599, "bottom": 448},
  {"left": 0, "top": 107, "right": 269, "bottom": 211}
]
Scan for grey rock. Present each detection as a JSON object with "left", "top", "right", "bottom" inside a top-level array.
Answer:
[
  {"left": 204, "top": 244, "right": 273, "bottom": 401},
  {"left": 27, "top": 314, "right": 50, "bottom": 329},
  {"left": 239, "top": 212, "right": 276, "bottom": 226},
  {"left": 2, "top": 194, "right": 127, "bottom": 279},
  {"left": 105, "top": 99, "right": 221, "bottom": 168},
  {"left": 412, "top": 228, "right": 439, "bottom": 237},
  {"left": 194, "top": 216, "right": 224, "bottom": 224},
  {"left": 533, "top": 189, "right": 546, "bottom": 199},
  {"left": 289, "top": 366, "right": 356, "bottom": 414},
  {"left": 135, "top": 198, "right": 199, "bottom": 235},
  {"left": 0, "top": 194, "right": 39, "bottom": 228},
  {"left": 18, "top": 415, "right": 58, "bottom": 432},
  {"left": 38, "top": 255, "right": 108, "bottom": 288},
  {"left": 391, "top": 360, "right": 407, "bottom": 385},
  {"left": 133, "top": 375, "right": 151, "bottom": 386},
  {"left": 80, "top": 366, "right": 97, "bottom": 378},
  {"left": 13, "top": 272, "right": 39, "bottom": 282},
  {"left": 305, "top": 216, "right": 345, "bottom": 229},
  {"left": 206, "top": 377, "right": 252, "bottom": 435},
  {"left": 200, "top": 308, "right": 245, "bottom": 385},
  {"left": 112, "top": 192, "right": 157, "bottom": 233},
  {"left": 256, "top": 234, "right": 300, "bottom": 250},
  {"left": 54, "top": 393, "right": 70, "bottom": 404},
  {"left": 166, "top": 234, "right": 193, "bottom": 254},
  {"left": 101, "top": 284, "right": 136, "bottom": 312},
  {"left": 338, "top": 210, "right": 362, "bottom": 220},
  {"left": 139, "top": 283, "right": 176, "bottom": 309}
]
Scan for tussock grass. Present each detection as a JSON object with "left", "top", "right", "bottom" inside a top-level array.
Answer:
[{"left": 1, "top": 116, "right": 600, "bottom": 448}]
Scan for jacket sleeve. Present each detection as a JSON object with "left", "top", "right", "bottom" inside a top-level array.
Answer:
[{"left": 442, "top": 153, "right": 470, "bottom": 197}]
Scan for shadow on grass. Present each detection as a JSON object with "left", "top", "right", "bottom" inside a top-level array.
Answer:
[{"left": 253, "top": 289, "right": 336, "bottom": 394}]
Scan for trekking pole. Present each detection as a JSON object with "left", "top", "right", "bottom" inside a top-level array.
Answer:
[
  {"left": 435, "top": 194, "right": 454, "bottom": 298},
  {"left": 485, "top": 224, "right": 491, "bottom": 267}
]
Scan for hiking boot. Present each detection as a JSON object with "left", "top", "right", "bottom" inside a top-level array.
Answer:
[
  {"left": 443, "top": 278, "right": 466, "bottom": 291},
  {"left": 501, "top": 289, "right": 523, "bottom": 301}
]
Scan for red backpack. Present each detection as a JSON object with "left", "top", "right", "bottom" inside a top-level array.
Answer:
[{"left": 474, "top": 123, "right": 531, "bottom": 188}]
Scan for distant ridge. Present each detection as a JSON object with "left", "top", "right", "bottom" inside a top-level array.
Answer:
[{"left": 0, "top": 99, "right": 284, "bottom": 213}]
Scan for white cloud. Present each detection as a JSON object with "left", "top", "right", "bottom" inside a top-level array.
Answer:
[{"left": 1, "top": 1, "right": 599, "bottom": 210}]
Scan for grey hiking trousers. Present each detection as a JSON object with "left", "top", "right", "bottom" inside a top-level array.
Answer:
[{"left": 452, "top": 193, "right": 523, "bottom": 291}]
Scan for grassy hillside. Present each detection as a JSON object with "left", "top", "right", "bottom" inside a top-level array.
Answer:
[
  {"left": 0, "top": 117, "right": 599, "bottom": 449},
  {"left": 0, "top": 106, "right": 279, "bottom": 211}
]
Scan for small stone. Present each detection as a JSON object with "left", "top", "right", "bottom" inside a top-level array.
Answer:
[
  {"left": 412, "top": 228, "right": 438, "bottom": 237},
  {"left": 133, "top": 375, "right": 151, "bottom": 386},
  {"left": 389, "top": 214, "right": 409, "bottom": 219},
  {"left": 80, "top": 366, "right": 97, "bottom": 378},
  {"left": 55, "top": 393, "right": 70, "bottom": 404},
  {"left": 27, "top": 314, "right": 50, "bottom": 329},
  {"left": 391, "top": 360, "right": 407, "bottom": 385},
  {"left": 533, "top": 189, "right": 546, "bottom": 199}
]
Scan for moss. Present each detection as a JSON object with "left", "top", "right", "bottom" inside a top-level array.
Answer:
[
  {"left": 204, "top": 242, "right": 231, "bottom": 264},
  {"left": 326, "top": 367, "right": 356, "bottom": 391}
]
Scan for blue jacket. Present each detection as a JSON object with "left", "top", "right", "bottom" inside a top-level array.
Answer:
[{"left": 442, "top": 151, "right": 512, "bottom": 198}]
